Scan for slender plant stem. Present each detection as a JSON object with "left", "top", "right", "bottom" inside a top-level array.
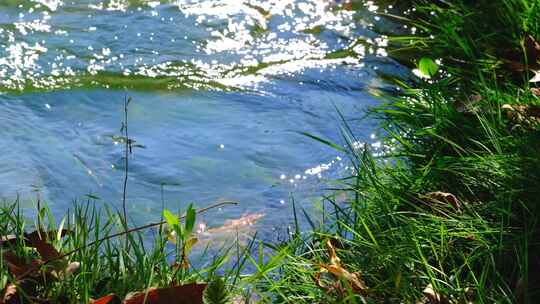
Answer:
[{"left": 122, "top": 96, "right": 130, "bottom": 226}]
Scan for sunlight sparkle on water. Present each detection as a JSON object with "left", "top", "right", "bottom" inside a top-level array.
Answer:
[{"left": 0, "top": 0, "right": 389, "bottom": 92}]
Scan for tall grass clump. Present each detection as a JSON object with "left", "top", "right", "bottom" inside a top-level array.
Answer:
[
  {"left": 0, "top": 199, "right": 248, "bottom": 303},
  {"left": 250, "top": 0, "right": 540, "bottom": 303}
]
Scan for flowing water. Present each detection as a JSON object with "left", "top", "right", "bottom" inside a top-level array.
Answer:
[{"left": 0, "top": 0, "right": 405, "bottom": 237}]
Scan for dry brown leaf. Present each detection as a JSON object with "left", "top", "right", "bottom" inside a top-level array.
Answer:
[
  {"left": 1, "top": 283, "right": 19, "bottom": 304},
  {"left": 2, "top": 252, "right": 42, "bottom": 278},
  {"left": 26, "top": 232, "right": 62, "bottom": 261},
  {"left": 530, "top": 70, "right": 540, "bottom": 83},
  {"left": 505, "top": 35, "right": 540, "bottom": 77},
  {"left": 531, "top": 88, "right": 540, "bottom": 97},
  {"left": 507, "top": 60, "right": 526, "bottom": 73},
  {"left": 51, "top": 261, "right": 81, "bottom": 280},
  {"left": 319, "top": 264, "right": 368, "bottom": 294},
  {"left": 1, "top": 230, "right": 69, "bottom": 248},
  {"left": 424, "top": 192, "right": 462, "bottom": 212},
  {"left": 464, "top": 287, "right": 475, "bottom": 303},
  {"left": 417, "top": 284, "right": 450, "bottom": 304},
  {"left": 25, "top": 230, "right": 70, "bottom": 242},
  {"left": 90, "top": 294, "right": 121, "bottom": 304},
  {"left": 0, "top": 235, "right": 18, "bottom": 248},
  {"left": 502, "top": 104, "right": 540, "bottom": 128},
  {"left": 123, "top": 283, "right": 207, "bottom": 304},
  {"left": 316, "top": 239, "right": 368, "bottom": 295},
  {"left": 454, "top": 94, "right": 482, "bottom": 113},
  {"left": 525, "top": 35, "right": 540, "bottom": 64}
]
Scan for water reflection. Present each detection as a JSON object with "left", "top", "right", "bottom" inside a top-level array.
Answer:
[
  {"left": 0, "top": 0, "right": 405, "bottom": 237},
  {"left": 0, "top": 0, "right": 393, "bottom": 92}
]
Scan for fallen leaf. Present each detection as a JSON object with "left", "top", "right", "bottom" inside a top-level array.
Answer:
[
  {"left": 530, "top": 70, "right": 540, "bottom": 83},
  {"left": 417, "top": 284, "right": 449, "bottom": 304},
  {"left": 507, "top": 60, "right": 526, "bottom": 73},
  {"left": 2, "top": 252, "right": 42, "bottom": 278},
  {"left": 464, "top": 287, "right": 475, "bottom": 303},
  {"left": 123, "top": 283, "right": 207, "bottom": 304},
  {"left": 524, "top": 35, "right": 540, "bottom": 64},
  {"left": 424, "top": 192, "right": 462, "bottom": 212},
  {"left": 316, "top": 240, "right": 368, "bottom": 295},
  {"left": 1, "top": 283, "right": 18, "bottom": 304},
  {"left": 25, "top": 229, "right": 70, "bottom": 243},
  {"left": 325, "top": 239, "right": 341, "bottom": 266},
  {"left": 26, "top": 232, "right": 61, "bottom": 261},
  {"left": 1, "top": 230, "right": 70, "bottom": 248},
  {"left": 505, "top": 35, "right": 540, "bottom": 77},
  {"left": 531, "top": 88, "right": 540, "bottom": 97},
  {"left": 91, "top": 294, "right": 121, "bottom": 304},
  {"left": 0, "top": 235, "right": 18, "bottom": 248},
  {"left": 51, "top": 261, "right": 81, "bottom": 280},
  {"left": 65, "top": 261, "right": 80, "bottom": 275},
  {"left": 4, "top": 231, "right": 79, "bottom": 281},
  {"left": 502, "top": 104, "right": 540, "bottom": 128},
  {"left": 454, "top": 94, "right": 482, "bottom": 113}
]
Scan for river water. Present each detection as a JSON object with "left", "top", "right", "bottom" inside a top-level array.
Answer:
[{"left": 0, "top": 0, "right": 405, "bottom": 237}]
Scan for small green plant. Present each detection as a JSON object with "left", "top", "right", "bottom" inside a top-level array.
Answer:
[
  {"left": 163, "top": 204, "right": 198, "bottom": 270},
  {"left": 203, "top": 276, "right": 230, "bottom": 304}
]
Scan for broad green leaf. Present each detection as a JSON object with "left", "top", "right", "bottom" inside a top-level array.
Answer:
[
  {"left": 184, "top": 204, "right": 196, "bottom": 237},
  {"left": 417, "top": 57, "right": 439, "bottom": 78},
  {"left": 163, "top": 209, "right": 180, "bottom": 230}
]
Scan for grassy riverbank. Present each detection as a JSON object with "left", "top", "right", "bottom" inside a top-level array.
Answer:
[
  {"left": 252, "top": 0, "right": 540, "bottom": 303},
  {"left": 2, "top": 0, "right": 540, "bottom": 303}
]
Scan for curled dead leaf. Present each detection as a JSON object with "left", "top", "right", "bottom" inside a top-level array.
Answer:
[
  {"left": 530, "top": 70, "right": 540, "bottom": 83},
  {"left": 505, "top": 35, "right": 540, "bottom": 79},
  {"left": 51, "top": 261, "right": 80, "bottom": 280},
  {"left": 454, "top": 95, "right": 482, "bottom": 113},
  {"left": 502, "top": 103, "right": 540, "bottom": 129},
  {"left": 417, "top": 284, "right": 449, "bottom": 304},
  {"left": 1, "top": 283, "right": 18, "bottom": 304},
  {"left": 90, "top": 294, "right": 121, "bottom": 304},
  {"left": 424, "top": 192, "right": 462, "bottom": 213},
  {"left": 2, "top": 251, "right": 42, "bottom": 278},
  {"left": 464, "top": 287, "right": 475, "bottom": 303},
  {"left": 26, "top": 232, "right": 62, "bottom": 261},
  {"left": 315, "top": 239, "right": 368, "bottom": 296},
  {"left": 525, "top": 34, "right": 540, "bottom": 64},
  {"left": 1, "top": 229, "right": 70, "bottom": 248},
  {"left": 0, "top": 235, "right": 18, "bottom": 248},
  {"left": 123, "top": 283, "right": 207, "bottom": 304},
  {"left": 531, "top": 88, "right": 540, "bottom": 97}
]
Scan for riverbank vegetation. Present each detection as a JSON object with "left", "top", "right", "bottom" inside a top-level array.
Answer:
[
  {"left": 253, "top": 0, "right": 540, "bottom": 302},
  {"left": 2, "top": 0, "right": 540, "bottom": 303}
]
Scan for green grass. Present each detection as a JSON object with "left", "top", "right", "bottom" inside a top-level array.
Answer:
[
  {"left": 249, "top": 0, "right": 540, "bottom": 303},
  {"left": 2, "top": 0, "right": 540, "bottom": 303},
  {"left": 0, "top": 200, "right": 251, "bottom": 303}
]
